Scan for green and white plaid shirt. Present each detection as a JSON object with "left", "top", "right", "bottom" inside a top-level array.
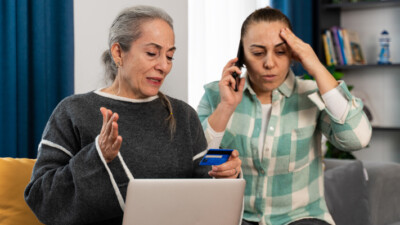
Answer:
[{"left": 197, "top": 70, "right": 371, "bottom": 225}]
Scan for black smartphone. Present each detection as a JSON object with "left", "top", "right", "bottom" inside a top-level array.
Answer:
[{"left": 232, "top": 40, "right": 244, "bottom": 92}]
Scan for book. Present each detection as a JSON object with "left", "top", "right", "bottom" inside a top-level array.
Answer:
[
  {"left": 346, "top": 30, "right": 366, "bottom": 65},
  {"left": 330, "top": 26, "right": 344, "bottom": 65},
  {"left": 341, "top": 29, "right": 354, "bottom": 65},
  {"left": 337, "top": 28, "right": 348, "bottom": 65},
  {"left": 322, "top": 34, "right": 332, "bottom": 66},
  {"left": 337, "top": 27, "right": 347, "bottom": 65},
  {"left": 325, "top": 30, "right": 337, "bottom": 65}
]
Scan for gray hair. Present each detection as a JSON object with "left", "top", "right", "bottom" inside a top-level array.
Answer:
[{"left": 102, "top": 5, "right": 173, "bottom": 81}]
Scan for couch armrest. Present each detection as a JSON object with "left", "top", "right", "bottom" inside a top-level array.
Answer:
[
  {"left": 363, "top": 161, "right": 400, "bottom": 225},
  {"left": 324, "top": 159, "right": 400, "bottom": 225}
]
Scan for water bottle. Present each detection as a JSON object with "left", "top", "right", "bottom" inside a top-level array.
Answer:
[{"left": 377, "top": 30, "right": 391, "bottom": 64}]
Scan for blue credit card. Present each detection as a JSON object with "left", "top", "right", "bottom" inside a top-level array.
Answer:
[{"left": 199, "top": 149, "right": 233, "bottom": 166}]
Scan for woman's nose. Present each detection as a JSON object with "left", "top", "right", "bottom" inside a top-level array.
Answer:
[
  {"left": 155, "top": 56, "right": 170, "bottom": 74},
  {"left": 263, "top": 53, "right": 275, "bottom": 69}
]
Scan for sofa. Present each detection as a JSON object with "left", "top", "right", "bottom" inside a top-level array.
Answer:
[
  {"left": 1, "top": 157, "right": 399, "bottom": 225},
  {"left": 324, "top": 159, "right": 400, "bottom": 225},
  {"left": 0, "top": 158, "right": 43, "bottom": 225}
]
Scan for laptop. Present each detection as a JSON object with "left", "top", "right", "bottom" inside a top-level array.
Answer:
[{"left": 122, "top": 178, "right": 246, "bottom": 225}]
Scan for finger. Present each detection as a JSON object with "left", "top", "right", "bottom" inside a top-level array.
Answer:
[
  {"left": 220, "top": 74, "right": 240, "bottom": 91},
  {"left": 229, "top": 150, "right": 239, "bottom": 159},
  {"left": 222, "top": 58, "right": 239, "bottom": 72},
  {"left": 104, "top": 113, "right": 116, "bottom": 137},
  {"left": 112, "top": 112, "right": 119, "bottom": 123},
  {"left": 280, "top": 27, "right": 298, "bottom": 43},
  {"left": 222, "top": 65, "right": 242, "bottom": 78},
  {"left": 112, "top": 136, "right": 123, "bottom": 152},
  {"left": 212, "top": 157, "right": 241, "bottom": 173},
  {"left": 110, "top": 121, "right": 119, "bottom": 142},
  {"left": 100, "top": 107, "right": 108, "bottom": 134},
  {"left": 237, "top": 77, "right": 246, "bottom": 92},
  {"left": 209, "top": 167, "right": 239, "bottom": 178},
  {"left": 103, "top": 136, "right": 122, "bottom": 163}
]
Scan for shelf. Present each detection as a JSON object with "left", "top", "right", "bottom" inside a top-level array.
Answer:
[
  {"left": 372, "top": 126, "right": 400, "bottom": 131},
  {"left": 324, "top": 0, "right": 400, "bottom": 10},
  {"left": 334, "top": 63, "right": 400, "bottom": 70}
]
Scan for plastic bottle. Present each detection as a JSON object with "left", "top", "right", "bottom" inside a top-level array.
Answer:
[{"left": 377, "top": 30, "right": 391, "bottom": 64}]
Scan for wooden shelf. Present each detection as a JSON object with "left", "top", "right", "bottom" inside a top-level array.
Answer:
[
  {"left": 372, "top": 126, "right": 400, "bottom": 131},
  {"left": 335, "top": 63, "right": 400, "bottom": 70},
  {"left": 324, "top": 0, "right": 400, "bottom": 10}
]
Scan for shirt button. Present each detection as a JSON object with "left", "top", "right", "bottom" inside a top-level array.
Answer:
[
  {"left": 260, "top": 170, "right": 265, "bottom": 174},
  {"left": 269, "top": 126, "right": 274, "bottom": 131}
]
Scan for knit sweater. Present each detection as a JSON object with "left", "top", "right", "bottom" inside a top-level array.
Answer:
[{"left": 24, "top": 91, "right": 210, "bottom": 225}]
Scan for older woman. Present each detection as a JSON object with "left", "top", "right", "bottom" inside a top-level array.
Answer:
[
  {"left": 197, "top": 7, "right": 371, "bottom": 225},
  {"left": 25, "top": 5, "right": 241, "bottom": 225}
]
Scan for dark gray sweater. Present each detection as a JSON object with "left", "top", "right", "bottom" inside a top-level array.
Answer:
[{"left": 24, "top": 91, "right": 210, "bottom": 225}]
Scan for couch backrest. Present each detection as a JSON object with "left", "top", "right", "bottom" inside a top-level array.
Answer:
[{"left": 0, "top": 157, "right": 44, "bottom": 225}]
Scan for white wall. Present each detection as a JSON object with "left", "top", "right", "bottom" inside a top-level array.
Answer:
[{"left": 74, "top": 0, "right": 189, "bottom": 102}]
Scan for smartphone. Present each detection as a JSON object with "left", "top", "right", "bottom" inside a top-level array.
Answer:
[
  {"left": 232, "top": 41, "right": 244, "bottom": 92},
  {"left": 199, "top": 149, "right": 233, "bottom": 166}
]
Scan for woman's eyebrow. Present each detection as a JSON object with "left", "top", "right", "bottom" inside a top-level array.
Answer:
[
  {"left": 250, "top": 41, "right": 287, "bottom": 50},
  {"left": 145, "top": 43, "right": 176, "bottom": 52},
  {"left": 275, "top": 41, "right": 287, "bottom": 48},
  {"left": 250, "top": 44, "right": 266, "bottom": 50}
]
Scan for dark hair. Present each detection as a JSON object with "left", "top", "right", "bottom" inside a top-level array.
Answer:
[
  {"left": 237, "top": 7, "right": 292, "bottom": 68},
  {"left": 101, "top": 5, "right": 176, "bottom": 138}
]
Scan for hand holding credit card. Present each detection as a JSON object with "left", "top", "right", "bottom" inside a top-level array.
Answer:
[{"left": 199, "top": 149, "right": 233, "bottom": 166}]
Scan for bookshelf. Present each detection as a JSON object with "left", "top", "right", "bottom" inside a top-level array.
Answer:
[
  {"left": 315, "top": 0, "right": 400, "bottom": 128},
  {"left": 335, "top": 63, "right": 400, "bottom": 70},
  {"left": 315, "top": 0, "right": 400, "bottom": 67},
  {"left": 324, "top": 0, "right": 400, "bottom": 10},
  {"left": 314, "top": 0, "right": 400, "bottom": 163}
]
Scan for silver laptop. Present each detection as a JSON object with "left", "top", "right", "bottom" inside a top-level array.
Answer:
[{"left": 122, "top": 178, "right": 246, "bottom": 225}]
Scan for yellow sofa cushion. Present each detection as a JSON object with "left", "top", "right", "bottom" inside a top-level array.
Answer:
[{"left": 0, "top": 158, "right": 43, "bottom": 225}]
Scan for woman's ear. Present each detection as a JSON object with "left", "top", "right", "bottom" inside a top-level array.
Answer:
[{"left": 111, "top": 43, "right": 123, "bottom": 67}]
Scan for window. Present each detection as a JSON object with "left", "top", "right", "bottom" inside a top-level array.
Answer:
[{"left": 188, "top": 0, "right": 270, "bottom": 108}]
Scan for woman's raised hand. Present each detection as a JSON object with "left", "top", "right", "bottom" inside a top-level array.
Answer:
[
  {"left": 280, "top": 27, "right": 338, "bottom": 94},
  {"left": 218, "top": 58, "right": 246, "bottom": 110},
  {"left": 98, "top": 107, "right": 123, "bottom": 163},
  {"left": 279, "top": 27, "right": 325, "bottom": 78}
]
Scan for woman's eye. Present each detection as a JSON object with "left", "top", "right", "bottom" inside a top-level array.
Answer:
[
  {"left": 167, "top": 56, "right": 174, "bottom": 61},
  {"left": 147, "top": 52, "right": 156, "bottom": 57},
  {"left": 276, "top": 51, "right": 286, "bottom": 55},
  {"left": 252, "top": 52, "right": 263, "bottom": 56}
]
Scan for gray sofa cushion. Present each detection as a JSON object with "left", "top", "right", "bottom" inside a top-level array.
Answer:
[
  {"left": 324, "top": 160, "right": 371, "bottom": 225},
  {"left": 365, "top": 161, "right": 400, "bottom": 225}
]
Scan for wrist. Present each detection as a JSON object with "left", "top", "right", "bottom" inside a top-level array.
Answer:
[
  {"left": 217, "top": 102, "right": 237, "bottom": 115},
  {"left": 307, "top": 63, "right": 327, "bottom": 78}
]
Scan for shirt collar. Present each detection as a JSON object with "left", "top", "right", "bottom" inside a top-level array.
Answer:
[
  {"left": 244, "top": 69, "right": 296, "bottom": 97},
  {"left": 277, "top": 69, "right": 296, "bottom": 97}
]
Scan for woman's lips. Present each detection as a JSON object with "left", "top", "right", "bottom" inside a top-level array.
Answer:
[
  {"left": 146, "top": 77, "right": 163, "bottom": 86},
  {"left": 262, "top": 74, "right": 276, "bottom": 81}
]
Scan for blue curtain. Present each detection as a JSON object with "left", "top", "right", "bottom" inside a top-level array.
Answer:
[
  {"left": 0, "top": 0, "right": 74, "bottom": 158},
  {"left": 271, "top": 0, "right": 314, "bottom": 75}
]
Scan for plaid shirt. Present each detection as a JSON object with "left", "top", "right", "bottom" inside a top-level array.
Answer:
[{"left": 197, "top": 70, "right": 371, "bottom": 225}]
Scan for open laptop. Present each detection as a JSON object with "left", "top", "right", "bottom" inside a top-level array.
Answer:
[{"left": 122, "top": 178, "right": 246, "bottom": 225}]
